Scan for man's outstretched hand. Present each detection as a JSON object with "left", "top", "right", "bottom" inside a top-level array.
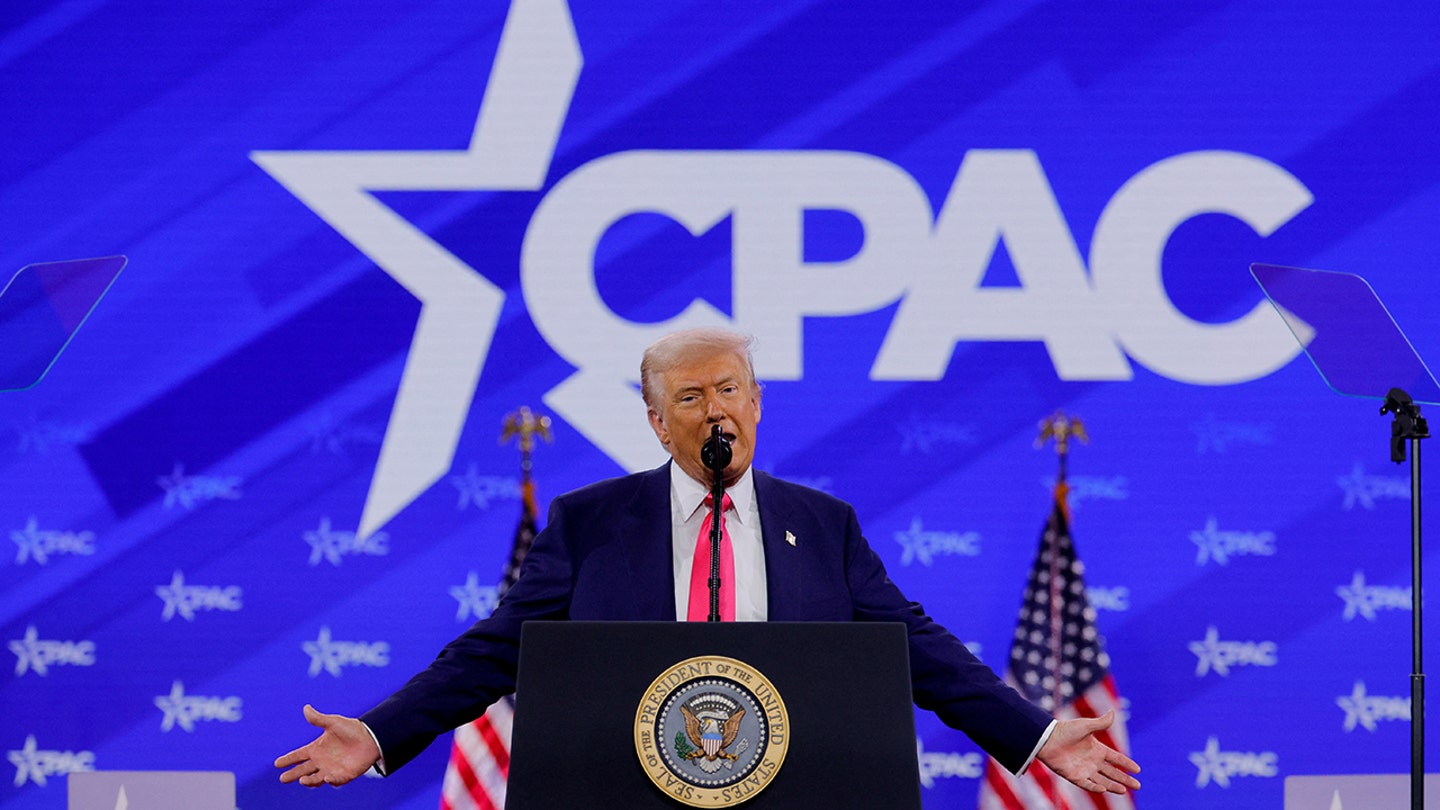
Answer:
[
  {"left": 275, "top": 704, "right": 380, "bottom": 787},
  {"left": 1037, "top": 710, "right": 1141, "bottom": 795}
]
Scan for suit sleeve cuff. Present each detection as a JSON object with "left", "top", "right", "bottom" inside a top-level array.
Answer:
[
  {"left": 361, "top": 721, "right": 388, "bottom": 776},
  {"left": 1016, "top": 719, "right": 1057, "bottom": 776}
]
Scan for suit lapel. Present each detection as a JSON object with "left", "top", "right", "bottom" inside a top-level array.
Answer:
[
  {"left": 755, "top": 471, "right": 803, "bottom": 620},
  {"left": 618, "top": 464, "right": 677, "bottom": 620}
]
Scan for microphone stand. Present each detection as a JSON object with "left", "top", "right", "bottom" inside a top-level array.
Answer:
[
  {"left": 701, "top": 425, "right": 732, "bottom": 623},
  {"left": 1382, "top": 388, "right": 1429, "bottom": 810}
]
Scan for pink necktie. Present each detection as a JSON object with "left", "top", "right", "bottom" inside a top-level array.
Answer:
[{"left": 687, "top": 493, "right": 735, "bottom": 621}]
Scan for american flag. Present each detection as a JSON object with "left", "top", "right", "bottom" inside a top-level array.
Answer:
[
  {"left": 977, "top": 482, "right": 1135, "bottom": 810},
  {"left": 439, "top": 477, "right": 539, "bottom": 810}
]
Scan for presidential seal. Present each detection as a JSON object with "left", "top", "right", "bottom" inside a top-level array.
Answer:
[{"left": 634, "top": 655, "right": 789, "bottom": 807}]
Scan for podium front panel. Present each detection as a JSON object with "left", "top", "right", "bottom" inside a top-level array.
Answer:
[{"left": 508, "top": 621, "right": 922, "bottom": 810}]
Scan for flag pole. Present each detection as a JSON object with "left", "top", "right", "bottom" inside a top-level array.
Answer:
[
  {"left": 501, "top": 405, "right": 553, "bottom": 487},
  {"left": 979, "top": 411, "right": 1133, "bottom": 808},
  {"left": 1036, "top": 412, "right": 1087, "bottom": 713},
  {"left": 499, "top": 406, "right": 551, "bottom": 587},
  {"left": 440, "top": 407, "right": 552, "bottom": 810},
  {"left": 1036, "top": 411, "right": 1087, "bottom": 488}
]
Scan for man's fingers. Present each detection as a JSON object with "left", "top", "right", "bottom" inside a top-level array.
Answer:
[
  {"left": 1097, "top": 763, "right": 1141, "bottom": 791},
  {"left": 1077, "top": 709, "right": 1115, "bottom": 734},
  {"left": 302, "top": 703, "right": 333, "bottom": 728},
  {"left": 278, "top": 762, "right": 313, "bottom": 784},
  {"left": 1101, "top": 746, "right": 1140, "bottom": 775},
  {"left": 291, "top": 762, "right": 341, "bottom": 788},
  {"left": 1110, "top": 749, "right": 1140, "bottom": 773},
  {"left": 274, "top": 746, "right": 309, "bottom": 769}
]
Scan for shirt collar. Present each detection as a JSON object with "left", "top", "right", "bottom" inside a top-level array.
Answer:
[{"left": 671, "top": 461, "right": 754, "bottom": 526}]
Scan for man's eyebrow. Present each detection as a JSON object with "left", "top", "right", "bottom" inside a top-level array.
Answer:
[{"left": 670, "top": 374, "right": 739, "bottom": 397}]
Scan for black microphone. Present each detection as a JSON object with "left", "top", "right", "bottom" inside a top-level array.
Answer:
[
  {"left": 700, "top": 424, "right": 731, "bottom": 622},
  {"left": 701, "top": 425, "right": 732, "bottom": 471}
]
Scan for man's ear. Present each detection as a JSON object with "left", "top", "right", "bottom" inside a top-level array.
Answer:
[{"left": 647, "top": 407, "right": 670, "bottom": 446}]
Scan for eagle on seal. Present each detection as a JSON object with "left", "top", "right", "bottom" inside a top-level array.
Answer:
[{"left": 680, "top": 704, "right": 746, "bottom": 762}]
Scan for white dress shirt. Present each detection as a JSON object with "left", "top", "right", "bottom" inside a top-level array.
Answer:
[{"left": 669, "top": 463, "right": 767, "bottom": 621}]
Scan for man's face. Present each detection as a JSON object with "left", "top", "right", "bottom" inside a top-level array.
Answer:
[{"left": 647, "top": 348, "right": 762, "bottom": 487}]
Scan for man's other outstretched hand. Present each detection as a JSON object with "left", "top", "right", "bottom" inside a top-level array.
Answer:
[
  {"left": 1037, "top": 710, "right": 1141, "bottom": 795},
  {"left": 275, "top": 704, "right": 380, "bottom": 787}
]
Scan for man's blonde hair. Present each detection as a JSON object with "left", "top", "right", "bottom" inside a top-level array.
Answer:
[{"left": 640, "top": 328, "right": 760, "bottom": 409}]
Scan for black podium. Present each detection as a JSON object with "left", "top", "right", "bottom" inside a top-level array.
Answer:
[{"left": 507, "top": 622, "right": 923, "bottom": 809}]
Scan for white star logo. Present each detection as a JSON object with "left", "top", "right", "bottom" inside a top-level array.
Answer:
[
  {"left": 303, "top": 626, "right": 339, "bottom": 677},
  {"left": 450, "top": 571, "right": 500, "bottom": 622},
  {"left": 10, "top": 625, "right": 46, "bottom": 676},
  {"left": 155, "top": 571, "right": 192, "bottom": 622},
  {"left": 1189, "top": 736, "right": 1229, "bottom": 788},
  {"left": 450, "top": 464, "right": 518, "bottom": 511},
  {"left": 894, "top": 518, "right": 934, "bottom": 566},
  {"left": 1337, "top": 681, "right": 1377, "bottom": 732},
  {"left": 304, "top": 517, "right": 346, "bottom": 567},
  {"left": 302, "top": 626, "right": 356, "bottom": 677},
  {"left": 1190, "top": 517, "right": 1228, "bottom": 565},
  {"left": 1336, "top": 462, "right": 1375, "bottom": 510},
  {"left": 1336, "top": 571, "right": 1375, "bottom": 621},
  {"left": 10, "top": 517, "right": 46, "bottom": 565},
  {"left": 1189, "top": 626, "right": 1228, "bottom": 677},
  {"left": 8, "top": 735, "right": 46, "bottom": 787},
  {"left": 155, "top": 680, "right": 194, "bottom": 732},
  {"left": 5, "top": 734, "right": 93, "bottom": 786},
  {"left": 252, "top": 0, "right": 582, "bottom": 539},
  {"left": 304, "top": 517, "right": 387, "bottom": 566}
]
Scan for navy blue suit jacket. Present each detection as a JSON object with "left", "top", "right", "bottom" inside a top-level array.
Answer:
[{"left": 362, "top": 464, "right": 1051, "bottom": 774}]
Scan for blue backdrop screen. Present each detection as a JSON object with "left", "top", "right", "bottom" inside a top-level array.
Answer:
[{"left": 2, "top": 1, "right": 1439, "bottom": 808}]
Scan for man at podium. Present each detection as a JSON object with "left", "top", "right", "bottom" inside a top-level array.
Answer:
[{"left": 276, "top": 327, "right": 1141, "bottom": 798}]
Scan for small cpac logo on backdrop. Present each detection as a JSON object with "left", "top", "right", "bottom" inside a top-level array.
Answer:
[
  {"left": 1336, "top": 462, "right": 1408, "bottom": 510},
  {"left": 1041, "top": 475, "right": 1128, "bottom": 508},
  {"left": 157, "top": 464, "right": 242, "bottom": 510},
  {"left": 1189, "top": 626, "right": 1276, "bottom": 677},
  {"left": 450, "top": 571, "right": 501, "bottom": 621},
  {"left": 1336, "top": 571, "right": 1411, "bottom": 621},
  {"left": 1189, "top": 736, "right": 1277, "bottom": 788},
  {"left": 894, "top": 518, "right": 980, "bottom": 566},
  {"left": 154, "top": 681, "right": 243, "bottom": 732},
  {"left": 305, "top": 517, "right": 389, "bottom": 566},
  {"left": 307, "top": 411, "right": 381, "bottom": 457},
  {"left": 898, "top": 415, "right": 976, "bottom": 455},
  {"left": 449, "top": 465, "right": 521, "bottom": 510},
  {"left": 303, "top": 626, "right": 390, "bottom": 677},
  {"left": 1190, "top": 517, "right": 1276, "bottom": 566},
  {"left": 9, "top": 517, "right": 94, "bottom": 566},
  {"left": 12, "top": 417, "right": 91, "bottom": 454},
  {"left": 155, "top": 571, "right": 243, "bottom": 621},
  {"left": 915, "top": 738, "right": 982, "bottom": 788},
  {"left": 1086, "top": 585, "right": 1130, "bottom": 612},
  {"left": 1336, "top": 681, "right": 1409, "bottom": 732},
  {"left": 9, "top": 625, "right": 96, "bottom": 677},
  {"left": 6, "top": 735, "right": 94, "bottom": 788},
  {"left": 1189, "top": 413, "right": 1273, "bottom": 454}
]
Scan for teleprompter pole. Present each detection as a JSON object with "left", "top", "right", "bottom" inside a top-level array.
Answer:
[{"left": 1381, "top": 388, "right": 1428, "bottom": 810}]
